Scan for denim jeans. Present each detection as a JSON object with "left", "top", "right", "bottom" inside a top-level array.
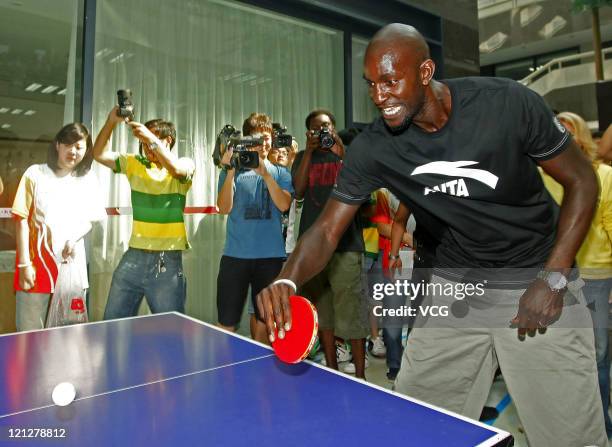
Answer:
[
  {"left": 364, "top": 253, "right": 405, "bottom": 370},
  {"left": 583, "top": 277, "right": 612, "bottom": 437},
  {"left": 104, "top": 248, "right": 186, "bottom": 319}
]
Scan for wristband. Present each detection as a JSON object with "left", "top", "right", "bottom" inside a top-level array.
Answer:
[
  {"left": 17, "top": 261, "right": 32, "bottom": 269},
  {"left": 272, "top": 278, "right": 297, "bottom": 293},
  {"left": 388, "top": 254, "right": 400, "bottom": 261}
]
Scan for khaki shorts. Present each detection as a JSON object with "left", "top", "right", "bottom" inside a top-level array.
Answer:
[
  {"left": 394, "top": 274, "right": 607, "bottom": 447},
  {"left": 299, "top": 251, "right": 368, "bottom": 340}
]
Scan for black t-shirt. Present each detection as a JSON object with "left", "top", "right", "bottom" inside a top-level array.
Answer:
[
  {"left": 292, "top": 150, "right": 364, "bottom": 252},
  {"left": 331, "top": 77, "right": 571, "bottom": 270}
]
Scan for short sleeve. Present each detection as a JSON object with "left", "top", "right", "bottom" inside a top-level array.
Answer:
[
  {"left": 371, "top": 190, "right": 392, "bottom": 225},
  {"left": 330, "top": 133, "right": 381, "bottom": 205},
  {"left": 83, "top": 173, "right": 107, "bottom": 223},
  {"left": 114, "top": 154, "right": 129, "bottom": 174},
  {"left": 290, "top": 151, "right": 304, "bottom": 180},
  {"left": 11, "top": 166, "right": 36, "bottom": 219},
  {"left": 511, "top": 82, "right": 572, "bottom": 160},
  {"left": 600, "top": 166, "right": 612, "bottom": 242},
  {"left": 275, "top": 166, "right": 294, "bottom": 195}
]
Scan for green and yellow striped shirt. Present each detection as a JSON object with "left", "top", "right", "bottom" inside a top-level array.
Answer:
[{"left": 115, "top": 154, "right": 191, "bottom": 251}]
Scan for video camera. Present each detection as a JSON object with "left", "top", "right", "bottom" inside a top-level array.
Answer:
[
  {"left": 272, "top": 122, "right": 292, "bottom": 148},
  {"left": 213, "top": 124, "right": 262, "bottom": 170},
  {"left": 116, "top": 89, "right": 134, "bottom": 121}
]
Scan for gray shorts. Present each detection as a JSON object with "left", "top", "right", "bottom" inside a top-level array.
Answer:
[{"left": 394, "top": 274, "right": 607, "bottom": 447}]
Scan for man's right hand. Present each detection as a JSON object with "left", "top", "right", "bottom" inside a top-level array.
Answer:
[
  {"left": 107, "top": 106, "right": 127, "bottom": 126},
  {"left": 256, "top": 282, "right": 294, "bottom": 343},
  {"left": 19, "top": 265, "right": 36, "bottom": 290},
  {"left": 305, "top": 130, "right": 319, "bottom": 153},
  {"left": 389, "top": 257, "right": 403, "bottom": 278},
  {"left": 220, "top": 147, "right": 234, "bottom": 169}
]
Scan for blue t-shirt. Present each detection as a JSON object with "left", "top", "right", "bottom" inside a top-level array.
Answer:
[{"left": 218, "top": 160, "right": 293, "bottom": 259}]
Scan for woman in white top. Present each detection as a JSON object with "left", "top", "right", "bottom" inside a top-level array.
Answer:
[{"left": 12, "top": 123, "right": 106, "bottom": 331}]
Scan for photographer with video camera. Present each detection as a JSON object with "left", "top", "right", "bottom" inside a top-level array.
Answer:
[
  {"left": 291, "top": 109, "right": 368, "bottom": 378},
  {"left": 93, "top": 92, "right": 195, "bottom": 319},
  {"left": 216, "top": 113, "right": 293, "bottom": 342}
]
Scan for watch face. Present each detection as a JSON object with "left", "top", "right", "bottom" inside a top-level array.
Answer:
[{"left": 548, "top": 272, "right": 568, "bottom": 290}]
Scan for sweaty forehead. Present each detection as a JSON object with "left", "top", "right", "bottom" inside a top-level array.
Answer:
[{"left": 365, "top": 44, "right": 410, "bottom": 76}]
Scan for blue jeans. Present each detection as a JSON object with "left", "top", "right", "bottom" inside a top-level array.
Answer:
[
  {"left": 364, "top": 253, "right": 404, "bottom": 370},
  {"left": 104, "top": 248, "right": 186, "bottom": 319},
  {"left": 583, "top": 277, "right": 612, "bottom": 437}
]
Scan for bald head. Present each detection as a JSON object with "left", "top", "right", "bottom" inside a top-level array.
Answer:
[
  {"left": 367, "top": 23, "right": 430, "bottom": 64},
  {"left": 362, "top": 24, "right": 436, "bottom": 132}
]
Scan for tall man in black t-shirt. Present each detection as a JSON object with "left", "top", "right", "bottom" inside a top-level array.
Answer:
[
  {"left": 291, "top": 109, "right": 368, "bottom": 378},
  {"left": 257, "top": 24, "right": 606, "bottom": 446}
]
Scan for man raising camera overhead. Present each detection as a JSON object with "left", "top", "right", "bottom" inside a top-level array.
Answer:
[
  {"left": 93, "top": 105, "right": 195, "bottom": 319},
  {"left": 216, "top": 112, "right": 293, "bottom": 342}
]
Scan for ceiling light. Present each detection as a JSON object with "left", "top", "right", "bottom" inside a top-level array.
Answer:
[
  {"left": 57, "top": 88, "right": 66, "bottom": 95},
  {"left": 24, "top": 110, "right": 36, "bottom": 116},
  {"left": 25, "top": 83, "right": 42, "bottom": 92},
  {"left": 1, "top": 124, "right": 10, "bottom": 129},
  {"left": 0, "top": 108, "right": 9, "bottom": 113},
  {"left": 41, "top": 85, "right": 59, "bottom": 94},
  {"left": 11, "top": 109, "right": 23, "bottom": 114}
]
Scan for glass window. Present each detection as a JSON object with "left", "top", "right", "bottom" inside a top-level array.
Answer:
[
  {"left": 0, "top": 0, "right": 83, "bottom": 251},
  {"left": 91, "top": 0, "right": 345, "bottom": 324},
  {"left": 352, "top": 35, "right": 378, "bottom": 124}
]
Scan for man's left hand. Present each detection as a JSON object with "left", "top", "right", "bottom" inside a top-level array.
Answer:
[
  {"left": 511, "top": 279, "right": 564, "bottom": 339},
  {"left": 330, "top": 131, "right": 345, "bottom": 159},
  {"left": 128, "top": 121, "right": 157, "bottom": 145},
  {"left": 252, "top": 154, "right": 269, "bottom": 178}
]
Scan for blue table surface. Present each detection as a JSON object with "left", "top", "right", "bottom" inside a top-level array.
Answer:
[{"left": 0, "top": 313, "right": 512, "bottom": 446}]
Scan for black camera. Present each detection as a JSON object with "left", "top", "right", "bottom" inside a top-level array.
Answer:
[
  {"left": 213, "top": 124, "right": 262, "bottom": 170},
  {"left": 116, "top": 89, "right": 134, "bottom": 121},
  {"left": 316, "top": 127, "right": 335, "bottom": 149},
  {"left": 272, "top": 122, "right": 292, "bottom": 148}
]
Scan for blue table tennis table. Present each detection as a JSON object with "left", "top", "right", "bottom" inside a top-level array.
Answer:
[{"left": 0, "top": 313, "right": 513, "bottom": 446}]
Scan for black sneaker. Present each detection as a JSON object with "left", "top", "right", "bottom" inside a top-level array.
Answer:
[{"left": 386, "top": 368, "right": 399, "bottom": 382}]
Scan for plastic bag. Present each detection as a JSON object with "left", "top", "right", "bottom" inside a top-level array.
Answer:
[{"left": 46, "top": 260, "right": 88, "bottom": 328}]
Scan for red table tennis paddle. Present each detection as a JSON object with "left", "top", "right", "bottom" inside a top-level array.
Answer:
[{"left": 271, "top": 295, "right": 318, "bottom": 364}]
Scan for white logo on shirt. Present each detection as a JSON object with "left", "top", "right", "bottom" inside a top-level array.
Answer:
[
  {"left": 411, "top": 161, "right": 499, "bottom": 197},
  {"left": 424, "top": 179, "right": 470, "bottom": 197}
]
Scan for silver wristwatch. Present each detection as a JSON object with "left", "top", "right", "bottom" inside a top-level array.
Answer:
[
  {"left": 149, "top": 142, "right": 159, "bottom": 151},
  {"left": 536, "top": 270, "right": 568, "bottom": 292}
]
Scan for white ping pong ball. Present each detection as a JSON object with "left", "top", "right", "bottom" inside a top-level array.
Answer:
[{"left": 52, "top": 382, "right": 76, "bottom": 406}]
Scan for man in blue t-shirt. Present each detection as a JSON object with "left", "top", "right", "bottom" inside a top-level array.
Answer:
[{"left": 217, "top": 112, "right": 293, "bottom": 342}]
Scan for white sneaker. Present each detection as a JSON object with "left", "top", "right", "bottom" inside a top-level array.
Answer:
[
  {"left": 336, "top": 342, "right": 351, "bottom": 363},
  {"left": 370, "top": 337, "right": 386, "bottom": 358},
  {"left": 341, "top": 357, "right": 369, "bottom": 374}
]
